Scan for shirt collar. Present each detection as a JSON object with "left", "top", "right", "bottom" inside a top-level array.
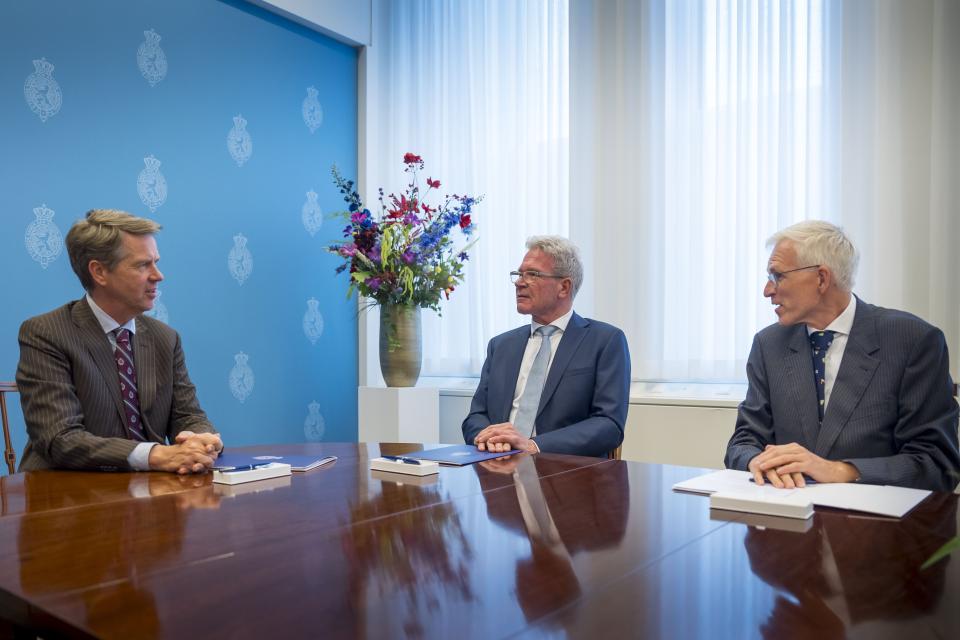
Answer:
[
  {"left": 86, "top": 294, "right": 137, "bottom": 336},
  {"left": 531, "top": 308, "right": 574, "bottom": 335},
  {"left": 807, "top": 294, "right": 856, "bottom": 337}
]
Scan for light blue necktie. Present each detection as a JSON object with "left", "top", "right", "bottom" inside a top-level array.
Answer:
[{"left": 514, "top": 325, "right": 559, "bottom": 436}]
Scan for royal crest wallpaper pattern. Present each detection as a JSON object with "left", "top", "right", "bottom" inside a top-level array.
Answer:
[{"left": 0, "top": 0, "right": 359, "bottom": 468}]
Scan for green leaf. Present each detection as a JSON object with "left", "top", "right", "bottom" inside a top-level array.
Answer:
[
  {"left": 351, "top": 271, "right": 371, "bottom": 283},
  {"left": 921, "top": 536, "right": 960, "bottom": 570}
]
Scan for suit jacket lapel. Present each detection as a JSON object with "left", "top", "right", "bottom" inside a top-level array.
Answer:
[
  {"left": 72, "top": 299, "right": 126, "bottom": 430},
  {"left": 499, "top": 328, "right": 529, "bottom": 422},
  {"left": 783, "top": 326, "right": 821, "bottom": 449},
  {"left": 814, "top": 300, "right": 880, "bottom": 456},
  {"left": 134, "top": 318, "right": 157, "bottom": 418},
  {"left": 536, "top": 313, "right": 588, "bottom": 419}
]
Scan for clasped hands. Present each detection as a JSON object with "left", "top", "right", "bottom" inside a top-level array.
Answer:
[
  {"left": 474, "top": 422, "right": 538, "bottom": 454},
  {"left": 748, "top": 442, "right": 859, "bottom": 488},
  {"left": 148, "top": 430, "right": 224, "bottom": 475}
]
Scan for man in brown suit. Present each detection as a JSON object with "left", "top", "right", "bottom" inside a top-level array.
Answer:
[{"left": 16, "top": 209, "right": 222, "bottom": 473}]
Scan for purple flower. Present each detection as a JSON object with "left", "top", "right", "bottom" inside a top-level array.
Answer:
[{"left": 327, "top": 155, "right": 483, "bottom": 310}]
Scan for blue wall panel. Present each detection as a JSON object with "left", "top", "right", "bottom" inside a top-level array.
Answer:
[{"left": 0, "top": 0, "right": 358, "bottom": 469}]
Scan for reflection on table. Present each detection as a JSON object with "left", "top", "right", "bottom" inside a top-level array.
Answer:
[{"left": 0, "top": 442, "right": 955, "bottom": 639}]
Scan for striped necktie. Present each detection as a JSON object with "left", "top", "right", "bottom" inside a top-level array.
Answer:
[{"left": 113, "top": 328, "right": 146, "bottom": 441}]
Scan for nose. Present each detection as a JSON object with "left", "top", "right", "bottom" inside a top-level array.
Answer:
[
  {"left": 763, "top": 280, "right": 775, "bottom": 298},
  {"left": 151, "top": 265, "right": 164, "bottom": 282}
]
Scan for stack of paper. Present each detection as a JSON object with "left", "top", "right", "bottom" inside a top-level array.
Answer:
[
  {"left": 369, "top": 457, "right": 439, "bottom": 476},
  {"left": 709, "top": 485, "right": 813, "bottom": 519},
  {"left": 213, "top": 462, "right": 292, "bottom": 485},
  {"left": 673, "top": 469, "right": 931, "bottom": 518}
]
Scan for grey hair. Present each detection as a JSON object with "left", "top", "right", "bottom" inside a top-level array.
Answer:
[
  {"left": 66, "top": 209, "right": 162, "bottom": 291},
  {"left": 525, "top": 235, "right": 584, "bottom": 297},
  {"left": 767, "top": 220, "right": 859, "bottom": 291}
]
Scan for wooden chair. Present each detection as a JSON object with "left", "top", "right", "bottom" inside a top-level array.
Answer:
[
  {"left": 0, "top": 382, "right": 18, "bottom": 475},
  {"left": 608, "top": 445, "right": 622, "bottom": 461}
]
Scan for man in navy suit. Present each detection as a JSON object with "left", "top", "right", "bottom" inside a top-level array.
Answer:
[
  {"left": 725, "top": 221, "right": 959, "bottom": 491},
  {"left": 462, "top": 236, "right": 630, "bottom": 457}
]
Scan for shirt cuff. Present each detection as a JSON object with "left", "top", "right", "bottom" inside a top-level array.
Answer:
[
  {"left": 128, "top": 442, "right": 158, "bottom": 471},
  {"left": 529, "top": 438, "right": 541, "bottom": 454}
]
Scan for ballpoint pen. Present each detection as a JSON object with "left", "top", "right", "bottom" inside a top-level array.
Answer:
[
  {"left": 220, "top": 463, "right": 270, "bottom": 472},
  {"left": 382, "top": 455, "right": 422, "bottom": 465}
]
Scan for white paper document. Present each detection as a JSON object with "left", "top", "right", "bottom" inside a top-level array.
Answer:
[{"left": 673, "top": 469, "right": 931, "bottom": 518}]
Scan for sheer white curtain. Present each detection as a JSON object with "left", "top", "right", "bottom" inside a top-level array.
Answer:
[
  {"left": 571, "top": 0, "right": 959, "bottom": 382},
  {"left": 362, "top": 0, "right": 568, "bottom": 382},
  {"left": 836, "top": 0, "right": 960, "bottom": 377}
]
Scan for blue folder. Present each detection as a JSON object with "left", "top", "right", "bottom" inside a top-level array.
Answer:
[
  {"left": 213, "top": 453, "right": 337, "bottom": 472},
  {"left": 406, "top": 444, "right": 524, "bottom": 466}
]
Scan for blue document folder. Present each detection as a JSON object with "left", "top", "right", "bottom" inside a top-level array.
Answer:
[
  {"left": 406, "top": 444, "right": 524, "bottom": 466},
  {"left": 213, "top": 453, "right": 337, "bottom": 472}
]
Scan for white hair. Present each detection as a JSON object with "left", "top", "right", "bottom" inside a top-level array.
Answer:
[
  {"left": 767, "top": 220, "right": 859, "bottom": 291},
  {"left": 525, "top": 235, "right": 584, "bottom": 297}
]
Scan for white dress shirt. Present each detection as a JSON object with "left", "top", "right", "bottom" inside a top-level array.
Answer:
[
  {"left": 86, "top": 294, "right": 156, "bottom": 470},
  {"left": 807, "top": 295, "right": 857, "bottom": 413},
  {"left": 508, "top": 308, "right": 574, "bottom": 425}
]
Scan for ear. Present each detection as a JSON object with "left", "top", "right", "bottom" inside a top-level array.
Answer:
[
  {"left": 88, "top": 260, "right": 109, "bottom": 288},
  {"left": 817, "top": 265, "right": 833, "bottom": 293},
  {"left": 558, "top": 277, "right": 573, "bottom": 299}
]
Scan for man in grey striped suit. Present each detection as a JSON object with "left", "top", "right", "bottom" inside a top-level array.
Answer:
[
  {"left": 16, "top": 209, "right": 222, "bottom": 473},
  {"left": 725, "top": 221, "right": 959, "bottom": 492}
]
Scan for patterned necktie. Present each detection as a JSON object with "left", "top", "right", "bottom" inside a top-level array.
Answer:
[
  {"left": 809, "top": 329, "right": 836, "bottom": 425},
  {"left": 514, "top": 325, "right": 559, "bottom": 437},
  {"left": 113, "top": 328, "right": 146, "bottom": 441}
]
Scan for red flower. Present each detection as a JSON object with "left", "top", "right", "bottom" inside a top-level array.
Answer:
[
  {"left": 427, "top": 177, "right": 441, "bottom": 189},
  {"left": 459, "top": 214, "right": 471, "bottom": 229},
  {"left": 403, "top": 153, "right": 422, "bottom": 164}
]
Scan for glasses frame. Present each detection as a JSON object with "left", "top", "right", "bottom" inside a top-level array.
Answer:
[
  {"left": 509, "top": 270, "right": 567, "bottom": 284},
  {"left": 766, "top": 264, "right": 821, "bottom": 287}
]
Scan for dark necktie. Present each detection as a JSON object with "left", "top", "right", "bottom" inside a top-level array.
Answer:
[
  {"left": 809, "top": 330, "right": 836, "bottom": 425},
  {"left": 114, "top": 328, "right": 146, "bottom": 441},
  {"left": 514, "top": 325, "right": 559, "bottom": 436}
]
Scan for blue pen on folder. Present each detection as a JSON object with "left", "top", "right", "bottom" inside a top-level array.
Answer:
[
  {"left": 382, "top": 455, "right": 421, "bottom": 465},
  {"left": 221, "top": 463, "right": 269, "bottom": 472}
]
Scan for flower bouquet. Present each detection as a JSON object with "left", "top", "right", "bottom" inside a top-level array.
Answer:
[{"left": 327, "top": 153, "right": 482, "bottom": 386}]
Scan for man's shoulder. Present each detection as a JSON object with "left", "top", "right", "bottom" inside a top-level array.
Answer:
[
  {"left": 751, "top": 320, "right": 800, "bottom": 350},
  {"left": 137, "top": 314, "right": 180, "bottom": 344},
  {"left": 859, "top": 300, "right": 938, "bottom": 334},
  {"left": 19, "top": 301, "right": 80, "bottom": 335},
  {"left": 577, "top": 316, "right": 626, "bottom": 338},
  {"left": 490, "top": 324, "right": 531, "bottom": 345}
]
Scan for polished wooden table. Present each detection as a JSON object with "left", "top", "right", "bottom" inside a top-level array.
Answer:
[{"left": 0, "top": 443, "right": 956, "bottom": 639}]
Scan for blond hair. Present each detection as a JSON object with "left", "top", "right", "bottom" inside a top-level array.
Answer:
[{"left": 66, "top": 209, "right": 161, "bottom": 291}]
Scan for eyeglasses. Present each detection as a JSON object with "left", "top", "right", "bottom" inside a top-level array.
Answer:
[
  {"left": 766, "top": 264, "right": 820, "bottom": 287},
  {"left": 510, "top": 270, "right": 567, "bottom": 284}
]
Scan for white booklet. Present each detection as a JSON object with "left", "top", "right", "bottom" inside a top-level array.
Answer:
[{"left": 673, "top": 469, "right": 931, "bottom": 518}]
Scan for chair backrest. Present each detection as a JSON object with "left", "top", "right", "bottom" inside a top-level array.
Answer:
[{"left": 0, "top": 382, "right": 18, "bottom": 475}]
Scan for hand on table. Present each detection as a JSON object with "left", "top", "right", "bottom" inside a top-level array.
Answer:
[
  {"left": 749, "top": 443, "right": 859, "bottom": 488},
  {"left": 474, "top": 422, "right": 539, "bottom": 454}
]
